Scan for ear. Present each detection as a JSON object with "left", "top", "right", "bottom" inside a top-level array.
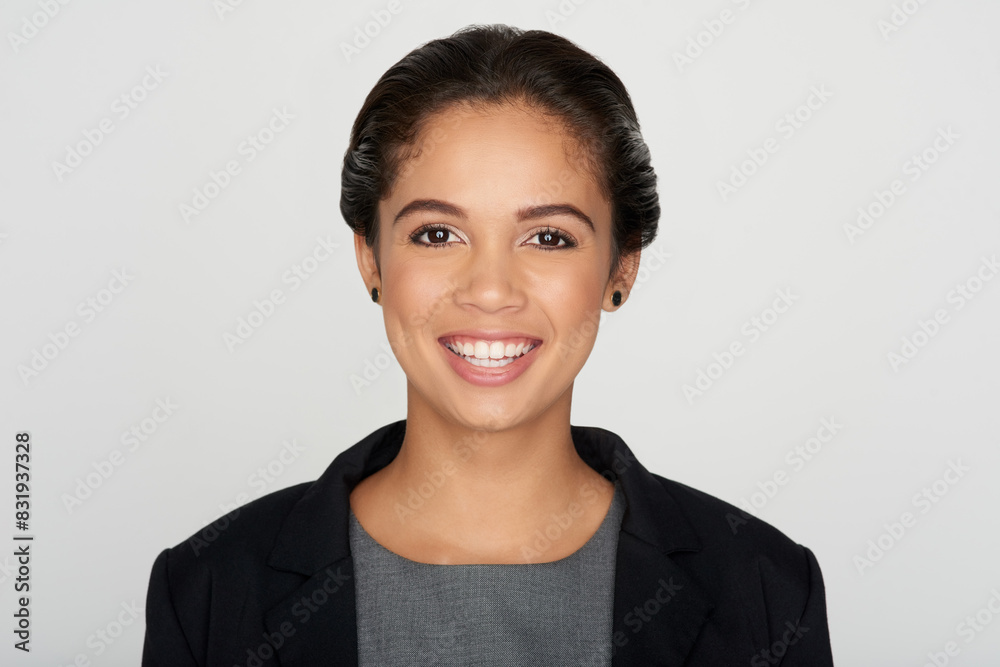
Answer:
[
  {"left": 354, "top": 233, "right": 380, "bottom": 296},
  {"left": 604, "top": 250, "right": 641, "bottom": 310}
]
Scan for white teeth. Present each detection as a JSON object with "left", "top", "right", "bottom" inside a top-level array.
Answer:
[
  {"left": 466, "top": 356, "right": 515, "bottom": 367},
  {"left": 444, "top": 340, "right": 537, "bottom": 367}
]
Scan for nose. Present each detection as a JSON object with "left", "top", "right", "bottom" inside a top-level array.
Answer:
[{"left": 453, "top": 245, "right": 527, "bottom": 314}]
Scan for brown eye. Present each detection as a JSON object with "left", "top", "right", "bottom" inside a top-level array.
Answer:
[
  {"left": 412, "top": 226, "right": 456, "bottom": 246},
  {"left": 529, "top": 229, "right": 570, "bottom": 248}
]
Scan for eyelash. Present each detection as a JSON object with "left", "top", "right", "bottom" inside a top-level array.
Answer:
[{"left": 408, "top": 225, "right": 578, "bottom": 250}]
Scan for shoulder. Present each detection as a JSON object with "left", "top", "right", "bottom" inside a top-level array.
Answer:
[
  {"left": 648, "top": 473, "right": 826, "bottom": 630},
  {"left": 614, "top": 470, "right": 833, "bottom": 662},
  {"left": 151, "top": 481, "right": 314, "bottom": 597},
  {"left": 143, "top": 482, "right": 323, "bottom": 663},
  {"left": 181, "top": 483, "right": 312, "bottom": 557},
  {"left": 654, "top": 472, "right": 817, "bottom": 573},
  {"left": 655, "top": 473, "right": 806, "bottom": 553},
  {"left": 575, "top": 423, "right": 822, "bottom": 592},
  {"left": 148, "top": 421, "right": 402, "bottom": 590}
]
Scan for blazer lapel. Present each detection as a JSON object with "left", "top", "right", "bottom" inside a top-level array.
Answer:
[
  {"left": 262, "top": 422, "right": 406, "bottom": 666},
  {"left": 571, "top": 426, "right": 715, "bottom": 666},
  {"left": 610, "top": 534, "right": 713, "bottom": 665},
  {"left": 263, "top": 558, "right": 358, "bottom": 666}
]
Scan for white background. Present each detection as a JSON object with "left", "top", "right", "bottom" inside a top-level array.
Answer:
[{"left": 2, "top": 0, "right": 999, "bottom": 664}]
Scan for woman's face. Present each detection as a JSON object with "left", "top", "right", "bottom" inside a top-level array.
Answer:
[{"left": 356, "top": 102, "right": 634, "bottom": 432}]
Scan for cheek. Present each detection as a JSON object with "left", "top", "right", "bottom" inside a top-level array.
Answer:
[
  {"left": 543, "top": 256, "right": 604, "bottom": 299},
  {"left": 381, "top": 259, "right": 454, "bottom": 344},
  {"left": 534, "top": 263, "right": 605, "bottom": 334}
]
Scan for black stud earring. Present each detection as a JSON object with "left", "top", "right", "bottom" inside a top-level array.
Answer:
[
  {"left": 611, "top": 290, "right": 622, "bottom": 307},
  {"left": 371, "top": 287, "right": 380, "bottom": 303}
]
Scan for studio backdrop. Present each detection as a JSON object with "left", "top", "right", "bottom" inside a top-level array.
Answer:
[{"left": 1, "top": 0, "right": 998, "bottom": 664}]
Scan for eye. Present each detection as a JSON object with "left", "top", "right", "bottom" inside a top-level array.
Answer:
[
  {"left": 411, "top": 225, "right": 460, "bottom": 247},
  {"left": 409, "top": 225, "right": 575, "bottom": 249},
  {"left": 525, "top": 228, "right": 576, "bottom": 249}
]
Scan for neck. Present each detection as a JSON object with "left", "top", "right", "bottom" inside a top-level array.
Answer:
[
  {"left": 394, "top": 380, "right": 588, "bottom": 512},
  {"left": 352, "top": 380, "right": 613, "bottom": 563}
]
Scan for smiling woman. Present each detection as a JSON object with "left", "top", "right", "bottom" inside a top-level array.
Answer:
[{"left": 142, "top": 24, "right": 834, "bottom": 666}]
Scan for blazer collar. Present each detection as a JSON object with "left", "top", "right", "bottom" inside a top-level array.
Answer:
[{"left": 263, "top": 420, "right": 714, "bottom": 665}]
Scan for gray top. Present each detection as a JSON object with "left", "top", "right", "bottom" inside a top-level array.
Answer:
[{"left": 349, "top": 479, "right": 625, "bottom": 667}]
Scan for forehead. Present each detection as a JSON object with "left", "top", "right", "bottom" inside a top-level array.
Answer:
[{"left": 390, "top": 102, "right": 607, "bottom": 212}]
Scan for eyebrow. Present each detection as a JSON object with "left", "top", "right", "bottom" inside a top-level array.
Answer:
[{"left": 393, "top": 199, "right": 595, "bottom": 232}]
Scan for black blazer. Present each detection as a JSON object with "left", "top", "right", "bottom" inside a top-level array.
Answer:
[{"left": 142, "top": 421, "right": 834, "bottom": 665}]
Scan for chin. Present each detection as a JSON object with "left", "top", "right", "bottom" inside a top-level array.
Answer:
[{"left": 445, "top": 403, "right": 517, "bottom": 433}]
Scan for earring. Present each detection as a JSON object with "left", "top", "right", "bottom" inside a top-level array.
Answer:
[
  {"left": 611, "top": 290, "right": 622, "bottom": 307},
  {"left": 371, "top": 287, "right": 380, "bottom": 303}
]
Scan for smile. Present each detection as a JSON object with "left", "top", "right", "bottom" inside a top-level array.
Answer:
[
  {"left": 437, "top": 334, "right": 542, "bottom": 386},
  {"left": 442, "top": 337, "right": 538, "bottom": 367}
]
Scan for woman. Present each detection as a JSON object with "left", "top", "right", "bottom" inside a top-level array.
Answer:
[{"left": 143, "top": 24, "right": 834, "bottom": 666}]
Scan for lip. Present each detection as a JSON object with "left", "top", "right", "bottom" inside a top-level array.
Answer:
[{"left": 438, "top": 330, "right": 543, "bottom": 387}]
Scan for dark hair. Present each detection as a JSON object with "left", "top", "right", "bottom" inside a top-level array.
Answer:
[{"left": 340, "top": 24, "right": 659, "bottom": 277}]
